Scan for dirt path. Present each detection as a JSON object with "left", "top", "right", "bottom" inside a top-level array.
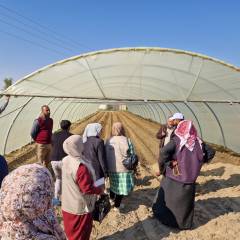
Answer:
[
  {"left": 5, "top": 111, "right": 240, "bottom": 240},
  {"left": 90, "top": 160, "right": 240, "bottom": 240}
]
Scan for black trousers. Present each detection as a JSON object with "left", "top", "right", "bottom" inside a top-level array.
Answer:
[{"left": 110, "top": 190, "right": 123, "bottom": 208}]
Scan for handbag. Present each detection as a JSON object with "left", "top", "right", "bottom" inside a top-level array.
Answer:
[
  {"left": 122, "top": 138, "right": 139, "bottom": 170},
  {"left": 92, "top": 194, "right": 111, "bottom": 222}
]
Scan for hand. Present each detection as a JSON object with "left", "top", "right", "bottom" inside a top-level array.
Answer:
[
  {"left": 171, "top": 160, "right": 178, "bottom": 167},
  {"left": 100, "top": 187, "right": 105, "bottom": 195}
]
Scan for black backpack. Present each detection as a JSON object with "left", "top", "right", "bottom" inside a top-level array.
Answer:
[{"left": 202, "top": 142, "right": 216, "bottom": 163}]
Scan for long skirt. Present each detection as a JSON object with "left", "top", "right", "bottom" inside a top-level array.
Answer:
[
  {"left": 62, "top": 210, "right": 93, "bottom": 240},
  {"left": 152, "top": 176, "right": 195, "bottom": 230},
  {"left": 109, "top": 172, "right": 134, "bottom": 195}
]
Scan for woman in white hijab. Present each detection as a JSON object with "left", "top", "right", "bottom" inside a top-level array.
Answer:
[
  {"left": 82, "top": 123, "right": 107, "bottom": 180},
  {"left": 61, "top": 135, "right": 103, "bottom": 240}
]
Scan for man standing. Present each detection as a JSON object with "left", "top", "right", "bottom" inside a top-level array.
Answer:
[
  {"left": 156, "top": 113, "right": 184, "bottom": 176},
  {"left": 156, "top": 117, "right": 175, "bottom": 176},
  {"left": 31, "top": 105, "right": 53, "bottom": 168},
  {"left": 156, "top": 113, "right": 185, "bottom": 147},
  {"left": 156, "top": 117, "right": 175, "bottom": 148},
  {"left": 51, "top": 120, "right": 72, "bottom": 205}
]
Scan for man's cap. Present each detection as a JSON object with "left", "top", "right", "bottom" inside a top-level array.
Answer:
[{"left": 169, "top": 112, "right": 184, "bottom": 120}]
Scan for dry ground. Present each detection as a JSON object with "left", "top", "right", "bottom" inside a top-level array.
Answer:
[{"left": 5, "top": 111, "right": 240, "bottom": 240}]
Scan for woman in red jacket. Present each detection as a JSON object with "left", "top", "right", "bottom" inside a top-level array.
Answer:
[{"left": 62, "top": 135, "right": 103, "bottom": 240}]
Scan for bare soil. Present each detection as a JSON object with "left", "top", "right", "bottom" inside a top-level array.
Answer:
[{"left": 5, "top": 111, "right": 240, "bottom": 240}]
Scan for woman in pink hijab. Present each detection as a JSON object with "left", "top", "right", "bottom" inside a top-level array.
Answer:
[{"left": 0, "top": 163, "right": 66, "bottom": 240}]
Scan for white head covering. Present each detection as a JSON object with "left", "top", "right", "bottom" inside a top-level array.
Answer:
[
  {"left": 82, "top": 123, "right": 102, "bottom": 143},
  {"left": 169, "top": 112, "right": 184, "bottom": 120},
  {"left": 63, "top": 135, "right": 84, "bottom": 158}
]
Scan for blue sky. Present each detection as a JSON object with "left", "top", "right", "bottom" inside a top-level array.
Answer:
[{"left": 0, "top": 0, "right": 239, "bottom": 88}]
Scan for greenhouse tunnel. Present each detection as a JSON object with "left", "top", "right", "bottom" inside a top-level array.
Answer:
[{"left": 1, "top": 47, "right": 240, "bottom": 155}]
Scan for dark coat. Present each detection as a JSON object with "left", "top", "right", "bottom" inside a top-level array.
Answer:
[
  {"left": 51, "top": 130, "right": 72, "bottom": 161},
  {"left": 156, "top": 124, "right": 175, "bottom": 148},
  {"left": 83, "top": 136, "right": 107, "bottom": 180},
  {"left": 156, "top": 124, "right": 175, "bottom": 172},
  {"left": 156, "top": 124, "right": 168, "bottom": 148}
]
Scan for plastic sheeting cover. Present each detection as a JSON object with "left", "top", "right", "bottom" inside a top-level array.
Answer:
[{"left": 1, "top": 47, "right": 240, "bottom": 154}]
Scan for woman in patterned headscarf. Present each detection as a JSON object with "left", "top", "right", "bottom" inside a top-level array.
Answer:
[{"left": 0, "top": 163, "right": 66, "bottom": 240}]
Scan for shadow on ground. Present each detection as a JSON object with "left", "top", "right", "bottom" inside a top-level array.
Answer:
[
  {"left": 194, "top": 196, "right": 240, "bottom": 228},
  {"left": 196, "top": 174, "right": 240, "bottom": 195},
  {"left": 99, "top": 195, "right": 240, "bottom": 239},
  {"left": 99, "top": 216, "right": 178, "bottom": 240},
  {"left": 199, "top": 166, "right": 225, "bottom": 177}
]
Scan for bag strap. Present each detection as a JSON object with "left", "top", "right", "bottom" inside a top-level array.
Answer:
[{"left": 127, "top": 138, "right": 135, "bottom": 155}]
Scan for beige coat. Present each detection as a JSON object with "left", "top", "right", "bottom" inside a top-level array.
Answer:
[{"left": 105, "top": 136, "right": 129, "bottom": 173}]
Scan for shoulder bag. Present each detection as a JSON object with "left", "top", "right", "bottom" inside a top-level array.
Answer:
[{"left": 122, "top": 138, "right": 139, "bottom": 170}]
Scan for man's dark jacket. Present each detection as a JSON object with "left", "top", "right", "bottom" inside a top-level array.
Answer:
[
  {"left": 156, "top": 124, "right": 168, "bottom": 148},
  {"left": 51, "top": 130, "right": 72, "bottom": 161},
  {"left": 156, "top": 124, "right": 175, "bottom": 173}
]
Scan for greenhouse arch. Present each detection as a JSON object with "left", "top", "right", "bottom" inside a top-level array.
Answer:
[{"left": 1, "top": 47, "right": 240, "bottom": 154}]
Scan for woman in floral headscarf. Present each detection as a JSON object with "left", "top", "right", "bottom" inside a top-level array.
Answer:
[
  {"left": 0, "top": 163, "right": 66, "bottom": 240},
  {"left": 152, "top": 120, "right": 205, "bottom": 230}
]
